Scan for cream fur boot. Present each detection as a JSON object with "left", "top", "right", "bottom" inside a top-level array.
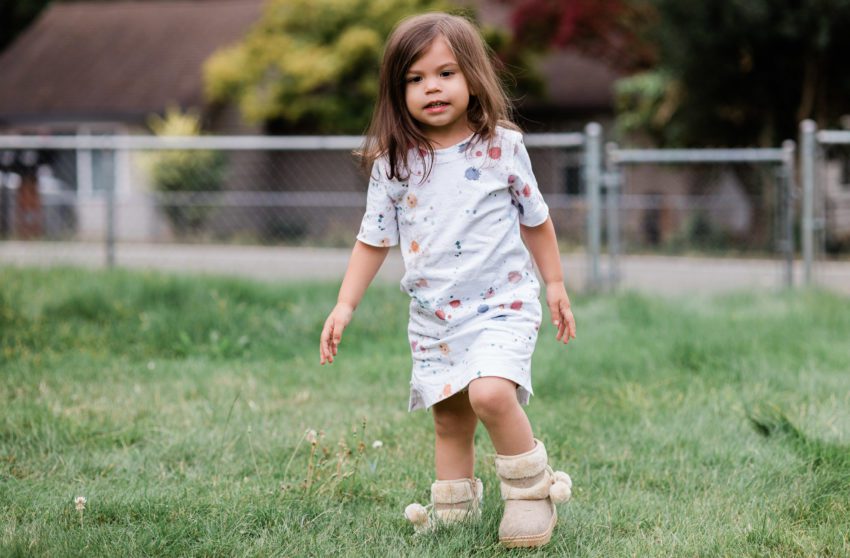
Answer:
[
  {"left": 404, "top": 477, "right": 484, "bottom": 534},
  {"left": 494, "top": 439, "right": 572, "bottom": 548}
]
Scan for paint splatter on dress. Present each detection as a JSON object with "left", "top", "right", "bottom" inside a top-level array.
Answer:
[{"left": 357, "top": 127, "right": 550, "bottom": 412}]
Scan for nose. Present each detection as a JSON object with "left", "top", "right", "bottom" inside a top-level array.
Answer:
[{"left": 425, "top": 76, "right": 441, "bottom": 93}]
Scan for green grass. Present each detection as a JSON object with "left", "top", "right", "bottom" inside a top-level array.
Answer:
[{"left": 1, "top": 266, "right": 849, "bottom": 557}]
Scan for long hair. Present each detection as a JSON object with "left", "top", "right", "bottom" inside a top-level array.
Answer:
[{"left": 360, "top": 12, "right": 519, "bottom": 181}]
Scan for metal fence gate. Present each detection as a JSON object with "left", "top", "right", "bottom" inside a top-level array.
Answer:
[
  {"left": 799, "top": 120, "right": 850, "bottom": 287},
  {"left": 591, "top": 142, "right": 797, "bottom": 291}
]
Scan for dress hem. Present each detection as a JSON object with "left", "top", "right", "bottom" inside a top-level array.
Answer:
[{"left": 408, "top": 371, "right": 533, "bottom": 412}]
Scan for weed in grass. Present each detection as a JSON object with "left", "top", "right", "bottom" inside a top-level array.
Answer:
[
  {"left": 74, "top": 496, "right": 86, "bottom": 527},
  {"left": 277, "top": 418, "right": 372, "bottom": 502}
]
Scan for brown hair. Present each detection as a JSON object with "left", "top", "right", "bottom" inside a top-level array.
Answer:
[{"left": 360, "top": 12, "right": 519, "bottom": 181}]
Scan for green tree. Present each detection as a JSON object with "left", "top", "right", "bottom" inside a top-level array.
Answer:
[
  {"left": 203, "top": 0, "right": 451, "bottom": 134},
  {"left": 617, "top": 0, "right": 850, "bottom": 147},
  {"left": 1, "top": 0, "right": 52, "bottom": 53}
]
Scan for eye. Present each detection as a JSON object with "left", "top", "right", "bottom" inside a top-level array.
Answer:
[
  {"left": 406, "top": 75, "right": 422, "bottom": 83},
  {"left": 440, "top": 70, "right": 455, "bottom": 78}
]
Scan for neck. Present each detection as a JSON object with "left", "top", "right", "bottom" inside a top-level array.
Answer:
[{"left": 422, "top": 121, "right": 474, "bottom": 150}]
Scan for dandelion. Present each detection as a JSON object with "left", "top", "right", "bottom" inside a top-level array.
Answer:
[
  {"left": 75, "top": 496, "right": 86, "bottom": 527},
  {"left": 305, "top": 429, "right": 317, "bottom": 444},
  {"left": 147, "top": 361, "right": 156, "bottom": 371},
  {"left": 372, "top": 440, "right": 383, "bottom": 449}
]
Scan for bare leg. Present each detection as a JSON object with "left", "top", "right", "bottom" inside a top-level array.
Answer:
[
  {"left": 467, "top": 377, "right": 535, "bottom": 455},
  {"left": 431, "top": 389, "right": 479, "bottom": 479}
]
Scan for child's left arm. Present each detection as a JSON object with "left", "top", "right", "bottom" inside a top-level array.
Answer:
[{"left": 520, "top": 216, "right": 577, "bottom": 344}]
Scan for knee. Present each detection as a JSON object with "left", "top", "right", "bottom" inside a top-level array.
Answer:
[
  {"left": 433, "top": 405, "right": 477, "bottom": 439},
  {"left": 468, "top": 381, "right": 516, "bottom": 421}
]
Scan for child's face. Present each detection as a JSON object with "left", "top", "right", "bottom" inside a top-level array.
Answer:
[{"left": 404, "top": 36, "right": 472, "bottom": 145}]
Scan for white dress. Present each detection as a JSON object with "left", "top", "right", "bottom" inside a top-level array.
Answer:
[{"left": 357, "top": 127, "right": 550, "bottom": 411}]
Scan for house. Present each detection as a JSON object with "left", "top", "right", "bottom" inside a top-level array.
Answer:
[{"left": 0, "top": 0, "right": 264, "bottom": 240}]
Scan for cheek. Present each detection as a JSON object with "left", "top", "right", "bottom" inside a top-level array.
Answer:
[
  {"left": 457, "top": 77, "right": 472, "bottom": 100},
  {"left": 404, "top": 86, "right": 418, "bottom": 108}
]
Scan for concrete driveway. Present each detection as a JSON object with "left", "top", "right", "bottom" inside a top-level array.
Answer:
[{"left": 1, "top": 241, "right": 848, "bottom": 296}]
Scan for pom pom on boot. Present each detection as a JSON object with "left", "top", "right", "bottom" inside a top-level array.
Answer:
[
  {"left": 549, "top": 470, "right": 573, "bottom": 504},
  {"left": 404, "top": 503, "right": 432, "bottom": 534},
  {"left": 404, "top": 477, "right": 483, "bottom": 534}
]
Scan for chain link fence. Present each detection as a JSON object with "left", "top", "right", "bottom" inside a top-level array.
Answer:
[
  {"left": 3, "top": 125, "right": 847, "bottom": 292},
  {"left": 598, "top": 143, "right": 797, "bottom": 289},
  {"left": 0, "top": 133, "right": 589, "bottom": 252}
]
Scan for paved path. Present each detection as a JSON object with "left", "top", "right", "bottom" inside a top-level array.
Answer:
[{"left": 1, "top": 241, "right": 848, "bottom": 296}]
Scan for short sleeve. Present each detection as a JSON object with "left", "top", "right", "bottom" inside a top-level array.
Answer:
[
  {"left": 508, "top": 135, "right": 549, "bottom": 227},
  {"left": 356, "top": 161, "right": 399, "bottom": 247}
]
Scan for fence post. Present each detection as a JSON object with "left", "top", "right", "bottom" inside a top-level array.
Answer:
[
  {"left": 799, "top": 120, "right": 816, "bottom": 286},
  {"left": 781, "top": 140, "right": 795, "bottom": 288},
  {"left": 605, "top": 142, "right": 620, "bottom": 289},
  {"left": 584, "top": 122, "right": 602, "bottom": 291},
  {"left": 105, "top": 146, "right": 117, "bottom": 269}
]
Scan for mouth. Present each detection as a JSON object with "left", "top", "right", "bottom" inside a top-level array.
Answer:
[{"left": 424, "top": 101, "right": 449, "bottom": 112}]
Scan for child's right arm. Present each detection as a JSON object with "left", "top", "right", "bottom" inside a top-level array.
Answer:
[{"left": 319, "top": 240, "right": 390, "bottom": 365}]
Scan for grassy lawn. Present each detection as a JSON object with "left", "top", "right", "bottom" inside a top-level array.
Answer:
[{"left": 1, "top": 266, "right": 849, "bottom": 557}]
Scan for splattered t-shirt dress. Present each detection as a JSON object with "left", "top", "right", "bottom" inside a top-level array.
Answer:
[{"left": 357, "top": 127, "right": 550, "bottom": 412}]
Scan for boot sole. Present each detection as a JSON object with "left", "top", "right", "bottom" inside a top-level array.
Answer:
[{"left": 499, "top": 502, "right": 557, "bottom": 548}]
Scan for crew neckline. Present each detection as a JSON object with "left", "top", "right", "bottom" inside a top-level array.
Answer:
[
  {"left": 433, "top": 132, "right": 475, "bottom": 153},
  {"left": 428, "top": 132, "right": 477, "bottom": 163}
]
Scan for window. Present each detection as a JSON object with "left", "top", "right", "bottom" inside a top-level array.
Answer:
[{"left": 564, "top": 163, "right": 582, "bottom": 195}]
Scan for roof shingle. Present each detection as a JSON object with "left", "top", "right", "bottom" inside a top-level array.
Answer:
[{"left": 0, "top": 0, "right": 263, "bottom": 124}]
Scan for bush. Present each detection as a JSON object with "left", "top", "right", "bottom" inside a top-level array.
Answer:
[{"left": 147, "top": 106, "right": 226, "bottom": 236}]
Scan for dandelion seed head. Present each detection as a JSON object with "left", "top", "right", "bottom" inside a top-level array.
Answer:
[
  {"left": 372, "top": 440, "right": 383, "bottom": 449},
  {"left": 74, "top": 496, "right": 87, "bottom": 511},
  {"left": 305, "top": 429, "right": 317, "bottom": 444}
]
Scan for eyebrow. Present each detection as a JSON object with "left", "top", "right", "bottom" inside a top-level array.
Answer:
[{"left": 406, "top": 62, "right": 459, "bottom": 74}]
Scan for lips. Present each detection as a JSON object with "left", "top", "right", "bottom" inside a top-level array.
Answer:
[{"left": 423, "top": 101, "right": 450, "bottom": 114}]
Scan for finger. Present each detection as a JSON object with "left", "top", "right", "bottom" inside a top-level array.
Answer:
[
  {"left": 324, "top": 321, "right": 335, "bottom": 363},
  {"left": 559, "top": 304, "right": 574, "bottom": 342},
  {"left": 554, "top": 312, "right": 564, "bottom": 339},
  {"left": 557, "top": 319, "right": 567, "bottom": 342},
  {"left": 561, "top": 307, "right": 576, "bottom": 340},
  {"left": 321, "top": 319, "right": 336, "bottom": 361},
  {"left": 329, "top": 325, "right": 337, "bottom": 361},
  {"left": 548, "top": 303, "right": 560, "bottom": 326},
  {"left": 332, "top": 326, "right": 343, "bottom": 354},
  {"left": 319, "top": 323, "right": 329, "bottom": 364}
]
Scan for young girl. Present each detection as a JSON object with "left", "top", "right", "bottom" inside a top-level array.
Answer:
[{"left": 319, "top": 12, "right": 576, "bottom": 548}]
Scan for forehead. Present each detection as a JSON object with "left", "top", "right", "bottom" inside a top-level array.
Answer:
[{"left": 408, "top": 36, "right": 458, "bottom": 71}]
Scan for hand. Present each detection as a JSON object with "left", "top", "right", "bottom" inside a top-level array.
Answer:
[
  {"left": 319, "top": 303, "right": 354, "bottom": 364},
  {"left": 545, "top": 282, "right": 576, "bottom": 345}
]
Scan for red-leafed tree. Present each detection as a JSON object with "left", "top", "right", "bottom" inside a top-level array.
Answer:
[{"left": 502, "top": 0, "right": 656, "bottom": 73}]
